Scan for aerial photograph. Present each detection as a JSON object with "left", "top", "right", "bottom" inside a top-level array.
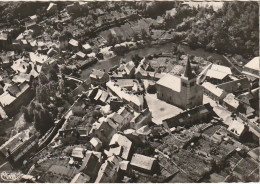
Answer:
[{"left": 0, "top": 0, "right": 259, "bottom": 183}]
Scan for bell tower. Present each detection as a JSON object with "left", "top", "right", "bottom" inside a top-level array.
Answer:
[{"left": 181, "top": 59, "right": 203, "bottom": 109}]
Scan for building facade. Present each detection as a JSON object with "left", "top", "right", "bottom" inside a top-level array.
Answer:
[{"left": 156, "top": 59, "right": 203, "bottom": 109}]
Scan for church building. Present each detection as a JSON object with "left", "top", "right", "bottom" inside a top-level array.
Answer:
[{"left": 156, "top": 59, "right": 203, "bottom": 109}]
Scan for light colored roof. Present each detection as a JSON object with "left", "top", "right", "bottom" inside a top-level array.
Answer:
[
  {"left": 12, "top": 73, "right": 31, "bottom": 83},
  {"left": 70, "top": 172, "right": 90, "bottom": 183},
  {"left": 211, "top": 64, "right": 232, "bottom": 74},
  {"left": 71, "top": 147, "right": 84, "bottom": 159},
  {"left": 130, "top": 154, "right": 155, "bottom": 171},
  {"left": 227, "top": 119, "right": 245, "bottom": 137},
  {"left": 29, "top": 52, "right": 48, "bottom": 64},
  {"left": 109, "top": 133, "right": 132, "bottom": 160},
  {"left": 0, "top": 92, "right": 16, "bottom": 107},
  {"left": 206, "top": 69, "right": 228, "bottom": 80},
  {"left": 82, "top": 43, "right": 91, "bottom": 50},
  {"left": 223, "top": 93, "right": 240, "bottom": 109},
  {"left": 0, "top": 33, "right": 7, "bottom": 40},
  {"left": 11, "top": 58, "right": 29, "bottom": 73},
  {"left": 156, "top": 74, "right": 181, "bottom": 92},
  {"left": 69, "top": 39, "right": 78, "bottom": 47},
  {"left": 29, "top": 15, "right": 37, "bottom": 20},
  {"left": 90, "top": 137, "right": 102, "bottom": 148},
  {"left": 244, "top": 56, "right": 260, "bottom": 71},
  {"left": 47, "top": 3, "right": 57, "bottom": 11},
  {"left": 202, "top": 82, "right": 225, "bottom": 97},
  {"left": 76, "top": 51, "right": 86, "bottom": 58},
  {"left": 90, "top": 69, "right": 106, "bottom": 79}
]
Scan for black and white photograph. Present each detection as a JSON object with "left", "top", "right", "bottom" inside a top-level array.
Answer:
[{"left": 0, "top": 0, "right": 259, "bottom": 183}]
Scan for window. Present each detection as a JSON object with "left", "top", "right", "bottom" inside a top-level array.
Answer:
[
  {"left": 182, "top": 82, "right": 187, "bottom": 87},
  {"left": 190, "top": 82, "right": 195, "bottom": 87}
]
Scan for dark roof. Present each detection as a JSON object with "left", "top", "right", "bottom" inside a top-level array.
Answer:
[
  {"left": 163, "top": 103, "right": 212, "bottom": 129},
  {"left": 7, "top": 84, "right": 20, "bottom": 97},
  {"left": 183, "top": 59, "right": 196, "bottom": 80},
  {"left": 80, "top": 152, "right": 99, "bottom": 173},
  {"left": 217, "top": 78, "right": 251, "bottom": 93}
]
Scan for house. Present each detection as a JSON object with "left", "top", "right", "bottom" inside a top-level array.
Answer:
[
  {"left": 95, "top": 156, "right": 121, "bottom": 183},
  {"left": 237, "top": 87, "right": 259, "bottom": 115},
  {"left": 0, "top": 82, "right": 33, "bottom": 117},
  {"left": 130, "top": 154, "right": 157, "bottom": 173},
  {"left": 0, "top": 130, "right": 39, "bottom": 165},
  {"left": 75, "top": 51, "right": 86, "bottom": 60},
  {"left": 0, "top": 32, "right": 9, "bottom": 50},
  {"left": 130, "top": 108, "right": 152, "bottom": 129},
  {"left": 47, "top": 48, "right": 58, "bottom": 57},
  {"left": 11, "top": 58, "right": 29, "bottom": 73},
  {"left": 223, "top": 93, "right": 241, "bottom": 112},
  {"left": 79, "top": 151, "right": 102, "bottom": 181},
  {"left": 108, "top": 133, "right": 132, "bottom": 160},
  {"left": 138, "top": 57, "right": 153, "bottom": 71},
  {"left": 90, "top": 137, "right": 102, "bottom": 151},
  {"left": 69, "top": 39, "right": 79, "bottom": 52},
  {"left": 70, "top": 172, "right": 91, "bottom": 183},
  {"left": 82, "top": 43, "right": 92, "bottom": 54},
  {"left": 47, "top": 3, "right": 57, "bottom": 15},
  {"left": 77, "top": 125, "right": 91, "bottom": 141},
  {"left": 242, "top": 56, "right": 260, "bottom": 80},
  {"left": 116, "top": 61, "right": 136, "bottom": 79},
  {"left": 107, "top": 112, "right": 125, "bottom": 129},
  {"left": 162, "top": 103, "right": 212, "bottom": 129},
  {"left": 29, "top": 52, "right": 48, "bottom": 65},
  {"left": 90, "top": 88, "right": 110, "bottom": 104},
  {"left": 90, "top": 119, "right": 117, "bottom": 145},
  {"left": 106, "top": 81, "right": 145, "bottom": 112},
  {"left": 202, "top": 82, "right": 227, "bottom": 103},
  {"left": 227, "top": 119, "right": 248, "bottom": 139},
  {"left": 217, "top": 78, "right": 251, "bottom": 94},
  {"left": 59, "top": 128, "right": 78, "bottom": 144},
  {"left": 247, "top": 147, "right": 260, "bottom": 162},
  {"left": 156, "top": 59, "right": 203, "bottom": 109},
  {"left": 90, "top": 69, "right": 109, "bottom": 86},
  {"left": 71, "top": 147, "right": 84, "bottom": 160},
  {"left": 199, "top": 63, "right": 232, "bottom": 84},
  {"left": 116, "top": 106, "right": 135, "bottom": 130}
]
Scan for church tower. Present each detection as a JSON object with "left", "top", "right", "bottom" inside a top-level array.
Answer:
[{"left": 180, "top": 59, "right": 203, "bottom": 109}]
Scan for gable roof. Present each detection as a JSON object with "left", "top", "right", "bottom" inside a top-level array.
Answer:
[
  {"left": 244, "top": 57, "right": 260, "bottom": 71},
  {"left": 211, "top": 64, "right": 232, "bottom": 75},
  {"left": 223, "top": 93, "right": 240, "bottom": 109},
  {"left": 156, "top": 74, "right": 181, "bottom": 92},
  {"left": 206, "top": 69, "right": 228, "bottom": 80},
  {"left": 109, "top": 133, "right": 132, "bottom": 160},
  {"left": 130, "top": 154, "right": 156, "bottom": 171},
  {"left": 202, "top": 82, "right": 226, "bottom": 98},
  {"left": 163, "top": 103, "right": 212, "bottom": 129},
  {"left": 217, "top": 78, "right": 251, "bottom": 93}
]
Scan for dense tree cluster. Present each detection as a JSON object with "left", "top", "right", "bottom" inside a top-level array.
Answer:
[{"left": 181, "top": 2, "right": 259, "bottom": 58}]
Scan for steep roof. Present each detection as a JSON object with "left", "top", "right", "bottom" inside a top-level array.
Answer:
[
  {"left": 244, "top": 56, "right": 260, "bottom": 71},
  {"left": 109, "top": 133, "right": 132, "bottom": 160},
  {"left": 156, "top": 74, "right": 181, "bottom": 92},
  {"left": 130, "top": 154, "right": 156, "bottom": 171},
  {"left": 183, "top": 59, "right": 196, "bottom": 79}
]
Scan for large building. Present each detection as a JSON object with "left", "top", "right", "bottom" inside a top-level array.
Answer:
[{"left": 156, "top": 59, "right": 203, "bottom": 109}]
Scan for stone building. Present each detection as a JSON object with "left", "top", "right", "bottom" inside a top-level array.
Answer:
[{"left": 156, "top": 59, "right": 203, "bottom": 109}]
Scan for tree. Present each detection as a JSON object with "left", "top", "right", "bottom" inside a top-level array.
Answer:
[
  {"left": 207, "top": 56, "right": 214, "bottom": 63},
  {"left": 21, "top": 106, "right": 33, "bottom": 123},
  {"left": 49, "top": 69, "right": 58, "bottom": 82},
  {"left": 39, "top": 73, "right": 49, "bottom": 85}
]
